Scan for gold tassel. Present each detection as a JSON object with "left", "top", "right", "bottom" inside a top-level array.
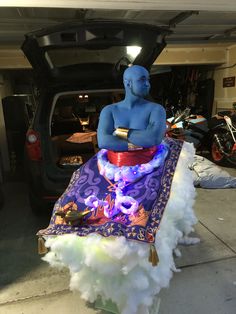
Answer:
[
  {"left": 149, "top": 244, "right": 159, "bottom": 267},
  {"left": 38, "top": 236, "right": 48, "bottom": 255}
]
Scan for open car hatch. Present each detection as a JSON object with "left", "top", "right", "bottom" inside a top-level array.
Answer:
[{"left": 21, "top": 20, "right": 170, "bottom": 84}]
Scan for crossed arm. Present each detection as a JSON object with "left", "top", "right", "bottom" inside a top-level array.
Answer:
[
  {"left": 97, "top": 106, "right": 128, "bottom": 151},
  {"left": 97, "top": 104, "right": 166, "bottom": 152}
]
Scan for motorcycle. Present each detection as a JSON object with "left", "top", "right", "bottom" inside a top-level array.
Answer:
[
  {"left": 209, "top": 111, "right": 236, "bottom": 166},
  {"left": 166, "top": 108, "right": 236, "bottom": 167}
]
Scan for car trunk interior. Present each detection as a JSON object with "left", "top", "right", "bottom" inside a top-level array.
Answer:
[{"left": 49, "top": 89, "right": 124, "bottom": 169}]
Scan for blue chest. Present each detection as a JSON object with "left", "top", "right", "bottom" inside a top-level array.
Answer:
[{"left": 113, "top": 108, "right": 150, "bottom": 129}]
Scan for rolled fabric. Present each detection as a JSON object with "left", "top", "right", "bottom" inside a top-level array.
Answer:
[{"left": 107, "top": 146, "right": 157, "bottom": 166}]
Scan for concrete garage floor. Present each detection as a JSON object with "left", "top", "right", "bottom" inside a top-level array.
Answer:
[{"left": 0, "top": 167, "right": 236, "bottom": 314}]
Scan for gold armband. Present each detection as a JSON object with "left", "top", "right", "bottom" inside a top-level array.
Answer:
[
  {"left": 115, "top": 127, "right": 129, "bottom": 140},
  {"left": 128, "top": 142, "right": 143, "bottom": 151}
]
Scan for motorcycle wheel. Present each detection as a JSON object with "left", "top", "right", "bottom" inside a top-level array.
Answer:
[
  {"left": 211, "top": 140, "right": 226, "bottom": 165},
  {"left": 226, "top": 153, "right": 236, "bottom": 167},
  {"left": 211, "top": 132, "right": 236, "bottom": 167}
]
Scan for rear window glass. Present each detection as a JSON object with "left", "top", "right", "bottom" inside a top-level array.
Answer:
[
  {"left": 51, "top": 90, "right": 124, "bottom": 136},
  {"left": 46, "top": 46, "right": 141, "bottom": 68}
]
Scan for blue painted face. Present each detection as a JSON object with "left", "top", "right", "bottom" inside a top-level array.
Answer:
[
  {"left": 124, "top": 66, "right": 150, "bottom": 98},
  {"left": 130, "top": 73, "right": 150, "bottom": 97}
]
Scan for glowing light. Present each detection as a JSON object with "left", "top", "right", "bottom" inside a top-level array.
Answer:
[{"left": 126, "top": 46, "right": 142, "bottom": 59}]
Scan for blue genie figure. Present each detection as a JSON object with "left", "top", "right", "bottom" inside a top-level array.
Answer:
[
  {"left": 38, "top": 65, "right": 198, "bottom": 314},
  {"left": 95, "top": 65, "right": 168, "bottom": 218},
  {"left": 98, "top": 65, "right": 166, "bottom": 152}
]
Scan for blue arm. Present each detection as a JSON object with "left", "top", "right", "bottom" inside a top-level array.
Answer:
[
  {"left": 128, "top": 105, "right": 166, "bottom": 147},
  {"left": 97, "top": 105, "right": 128, "bottom": 151}
]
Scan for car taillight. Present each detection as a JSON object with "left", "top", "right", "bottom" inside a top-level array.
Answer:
[{"left": 26, "top": 129, "right": 42, "bottom": 161}]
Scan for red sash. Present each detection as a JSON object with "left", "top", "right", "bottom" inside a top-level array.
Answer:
[{"left": 107, "top": 146, "right": 157, "bottom": 167}]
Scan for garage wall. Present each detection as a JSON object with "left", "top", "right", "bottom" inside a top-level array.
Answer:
[
  {"left": 0, "top": 48, "right": 30, "bottom": 69},
  {"left": 155, "top": 45, "right": 227, "bottom": 65},
  {"left": 155, "top": 43, "right": 236, "bottom": 114},
  {"left": 213, "top": 44, "right": 236, "bottom": 112}
]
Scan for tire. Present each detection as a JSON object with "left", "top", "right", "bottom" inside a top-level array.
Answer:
[
  {"left": 211, "top": 131, "right": 236, "bottom": 167},
  {"left": 211, "top": 139, "right": 227, "bottom": 166},
  {"left": 29, "top": 189, "right": 51, "bottom": 216},
  {"left": 226, "top": 154, "right": 236, "bottom": 167},
  {"left": 0, "top": 188, "right": 4, "bottom": 210}
]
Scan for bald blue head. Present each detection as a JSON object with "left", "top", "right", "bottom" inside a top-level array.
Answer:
[
  {"left": 123, "top": 65, "right": 149, "bottom": 81},
  {"left": 123, "top": 65, "right": 150, "bottom": 98}
]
